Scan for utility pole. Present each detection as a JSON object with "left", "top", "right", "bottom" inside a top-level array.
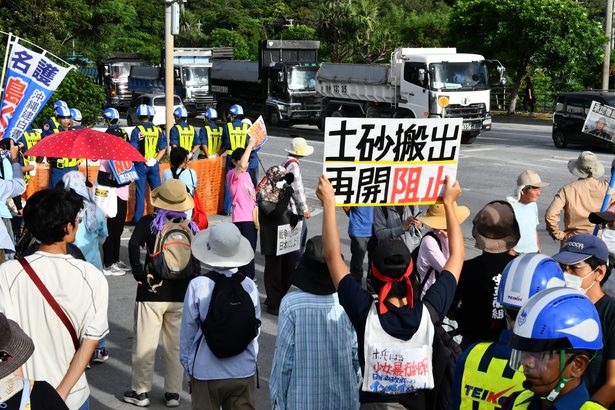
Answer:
[
  {"left": 603, "top": 0, "right": 614, "bottom": 90},
  {"left": 165, "top": 1, "right": 180, "bottom": 139}
]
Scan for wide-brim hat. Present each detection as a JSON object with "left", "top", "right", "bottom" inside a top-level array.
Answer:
[
  {"left": 472, "top": 200, "right": 520, "bottom": 253},
  {"left": 417, "top": 202, "right": 470, "bottom": 230},
  {"left": 191, "top": 222, "right": 254, "bottom": 268},
  {"left": 0, "top": 314, "right": 35, "bottom": 379},
  {"left": 290, "top": 236, "right": 338, "bottom": 295},
  {"left": 568, "top": 151, "right": 604, "bottom": 178},
  {"left": 285, "top": 137, "right": 314, "bottom": 157},
  {"left": 150, "top": 179, "right": 194, "bottom": 212}
]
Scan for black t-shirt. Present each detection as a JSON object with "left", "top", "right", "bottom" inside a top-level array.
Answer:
[
  {"left": 584, "top": 294, "right": 615, "bottom": 407},
  {"left": 3, "top": 380, "right": 69, "bottom": 409},
  {"left": 338, "top": 270, "right": 457, "bottom": 403},
  {"left": 454, "top": 252, "right": 515, "bottom": 348}
]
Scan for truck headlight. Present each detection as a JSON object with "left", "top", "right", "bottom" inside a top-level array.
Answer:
[{"left": 438, "top": 96, "right": 449, "bottom": 108}]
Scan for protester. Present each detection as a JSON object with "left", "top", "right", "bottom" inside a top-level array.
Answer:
[
  {"left": 0, "top": 313, "right": 69, "bottom": 409},
  {"left": 507, "top": 170, "right": 549, "bottom": 254},
  {"left": 0, "top": 141, "right": 26, "bottom": 263},
  {"left": 222, "top": 104, "right": 250, "bottom": 215},
  {"left": 453, "top": 200, "right": 520, "bottom": 348},
  {"left": 344, "top": 205, "right": 374, "bottom": 286},
  {"left": 0, "top": 187, "right": 109, "bottom": 410},
  {"left": 69, "top": 108, "right": 82, "bottom": 130},
  {"left": 546, "top": 151, "right": 609, "bottom": 242},
  {"left": 257, "top": 165, "right": 295, "bottom": 316},
  {"left": 452, "top": 253, "right": 565, "bottom": 409},
  {"left": 227, "top": 138, "right": 258, "bottom": 279},
  {"left": 180, "top": 222, "right": 260, "bottom": 410},
  {"left": 502, "top": 288, "right": 604, "bottom": 409},
  {"left": 169, "top": 106, "right": 200, "bottom": 158},
  {"left": 416, "top": 202, "right": 470, "bottom": 295},
  {"left": 552, "top": 234, "right": 615, "bottom": 408},
  {"left": 590, "top": 206, "right": 615, "bottom": 297},
  {"left": 125, "top": 179, "right": 196, "bottom": 408},
  {"left": 283, "top": 137, "right": 314, "bottom": 256},
  {"left": 317, "top": 174, "right": 464, "bottom": 409},
  {"left": 372, "top": 204, "right": 423, "bottom": 253},
  {"left": 270, "top": 236, "right": 360, "bottom": 409},
  {"left": 199, "top": 108, "right": 224, "bottom": 159}
]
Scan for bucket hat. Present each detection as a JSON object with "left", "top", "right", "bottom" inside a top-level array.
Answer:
[
  {"left": 285, "top": 137, "right": 314, "bottom": 157},
  {"left": 472, "top": 200, "right": 520, "bottom": 253},
  {"left": 417, "top": 202, "right": 470, "bottom": 230},
  {"left": 0, "top": 313, "right": 35, "bottom": 379},
  {"left": 290, "top": 236, "right": 338, "bottom": 295},
  {"left": 191, "top": 222, "right": 254, "bottom": 268},
  {"left": 568, "top": 151, "right": 604, "bottom": 178},
  {"left": 150, "top": 179, "right": 194, "bottom": 212}
]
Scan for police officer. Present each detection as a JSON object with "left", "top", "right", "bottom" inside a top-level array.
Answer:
[
  {"left": 103, "top": 108, "right": 129, "bottom": 141},
  {"left": 169, "top": 106, "right": 199, "bottom": 159},
  {"left": 129, "top": 104, "right": 166, "bottom": 222},
  {"left": 198, "top": 108, "right": 223, "bottom": 158},
  {"left": 452, "top": 253, "right": 565, "bottom": 409},
  {"left": 44, "top": 105, "right": 80, "bottom": 187},
  {"left": 70, "top": 108, "right": 82, "bottom": 130}
]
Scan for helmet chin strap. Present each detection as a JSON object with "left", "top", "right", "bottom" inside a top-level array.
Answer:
[{"left": 543, "top": 350, "right": 573, "bottom": 402}]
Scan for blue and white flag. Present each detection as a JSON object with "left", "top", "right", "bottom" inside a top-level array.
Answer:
[{"left": 0, "top": 42, "right": 71, "bottom": 140}]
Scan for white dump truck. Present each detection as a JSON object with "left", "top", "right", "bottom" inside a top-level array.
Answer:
[{"left": 316, "top": 48, "right": 505, "bottom": 144}]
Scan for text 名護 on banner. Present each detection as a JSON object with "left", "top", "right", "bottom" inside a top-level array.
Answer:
[{"left": 322, "top": 117, "right": 463, "bottom": 206}]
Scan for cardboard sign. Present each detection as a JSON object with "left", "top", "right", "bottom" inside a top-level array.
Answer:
[
  {"left": 109, "top": 160, "right": 139, "bottom": 184},
  {"left": 323, "top": 117, "right": 463, "bottom": 206},
  {"left": 362, "top": 345, "right": 433, "bottom": 394},
  {"left": 276, "top": 221, "right": 303, "bottom": 256},
  {"left": 247, "top": 115, "right": 267, "bottom": 149},
  {"left": 582, "top": 101, "right": 615, "bottom": 142}
]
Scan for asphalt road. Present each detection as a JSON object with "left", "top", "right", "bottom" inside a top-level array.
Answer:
[{"left": 86, "top": 120, "right": 615, "bottom": 409}]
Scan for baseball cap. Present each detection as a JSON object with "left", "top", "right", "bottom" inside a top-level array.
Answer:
[
  {"left": 589, "top": 202, "right": 615, "bottom": 224},
  {"left": 517, "top": 170, "right": 549, "bottom": 188},
  {"left": 372, "top": 239, "right": 411, "bottom": 278},
  {"left": 552, "top": 234, "right": 609, "bottom": 265}
]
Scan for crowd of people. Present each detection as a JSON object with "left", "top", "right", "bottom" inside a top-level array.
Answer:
[{"left": 1, "top": 99, "right": 615, "bottom": 410}]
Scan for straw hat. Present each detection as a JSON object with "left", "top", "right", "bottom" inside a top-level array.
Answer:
[
  {"left": 150, "top": 179, "right": 194, "bottom": 212},
  {"left": 0, "top": 313, "right": 34, "bottom": 379},
  {"left": 191, "top": 222, "right": 254, "bottom": 268},
  {"left": 417, "top": 202, "right": 470, "bottom": 230},
  {"left": 285, "top": 137, "right": 314, "bottom": 157}
]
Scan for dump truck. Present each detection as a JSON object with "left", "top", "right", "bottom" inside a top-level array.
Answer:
[
  {"left": 316, "top": 48, "right": 506, "bottom": 143},
  {"left": 99, "top": 53, "right": 147, "bottom": 110}
]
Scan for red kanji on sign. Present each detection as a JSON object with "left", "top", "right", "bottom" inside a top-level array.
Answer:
[
  {"left": 4, "top": 77, "right": 27, "bottom": 106},
  {"left": 420, "top": 165, "right": 446, "bottom": 202},
  {"left": 389, "top": 167, "right": 422, "bottom": 204}
]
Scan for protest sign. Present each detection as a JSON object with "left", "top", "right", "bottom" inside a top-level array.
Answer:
[
  {"left": 582, "top": 100, "right": 615, "bottom": 142},
  {"left": 276, "top": 221, "right": 303, "bottom": 256},
  {"left": 109, "top": 160, "right": 139, "bottom": 184},
  {"left": 247, "top": 115, "right": 267, "bottom": 148},
  {"left": 362, "top": 345, "right": 433, "bottom": 394},
  {"left": 323, "top": 117, "right": 463, "bottom": 206},
  {"left": 0, "top": 42, "right": 71, "bottom": 140}
]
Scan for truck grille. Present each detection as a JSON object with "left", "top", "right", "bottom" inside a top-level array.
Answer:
[
  {"left": 445, "top": 103, "right": 486, "bottom": 119},
  {"left": 192, "top": 91, "right": 214, "bottom": 104}
]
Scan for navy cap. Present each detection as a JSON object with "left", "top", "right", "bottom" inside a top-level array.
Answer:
[{"left": 552, "top": 234, "right": 609, "bottom": 265}]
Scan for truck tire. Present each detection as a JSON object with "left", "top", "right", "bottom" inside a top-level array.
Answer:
[
  {"left": 366, "top": 105, "right": 382, "bottom": 118},
  {"left": 267, "top": 108, "right": 281, "bottom": 127},
  {"left": 461, "top": 133, "right": 478, "bottom": 144},
  {"left": 393, "top": 109, "right": 415, "bottom": 119}
]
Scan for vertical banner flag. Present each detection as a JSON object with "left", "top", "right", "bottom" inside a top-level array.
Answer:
[
  {"left": 323, "top": 117, "right": 463, "bottom": 206},
  {"left": 0, "top": 42, "right": 71, "bottom": 140}
]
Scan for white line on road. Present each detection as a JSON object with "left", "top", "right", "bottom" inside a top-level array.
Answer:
[{"left": 461, "top": 148, "right": 495, "bottom": 153}]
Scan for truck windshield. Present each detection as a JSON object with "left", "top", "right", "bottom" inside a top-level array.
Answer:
[
  {"left": 430, "top": 61, "right": 489, "bottom": 91},
  {"left": 111, "top": 62, "right": 142, "bottom": 79},
  {"left": 287, "top": 68, "right": 317, "bottom": 91},
  {"left": 183, "top": 67, "right": 209, "bottom": 87}
]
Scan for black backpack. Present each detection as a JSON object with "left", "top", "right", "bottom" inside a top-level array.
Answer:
[
  {"left": 202, "top": 271, "right": 261, "bottom": 358},
  {"left": 410, "top": 231, "right": 442, "bottom": 294}
]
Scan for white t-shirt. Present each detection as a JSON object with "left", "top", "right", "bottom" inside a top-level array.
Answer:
[
  {"left": 0, "top": 251, "right": 109, "bottom": 410},
  {"left": 510, "top": 201, "right": 540, "bottom": 253}
]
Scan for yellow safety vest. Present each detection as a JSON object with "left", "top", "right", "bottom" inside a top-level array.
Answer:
[
  {"left": 23, "top": 131, "right": 41, "bottom": 163},
  {"left": 176, "top": 124, "right": 196, "bottom": 151},
  {"left": 49, "top": 120, "right": 79, "bottom": 168},
  {"left": 138, "top": 125, "right": 162, "bottom": 159},
  {"left": 460, "top": 342, "right": 525, "bottom": 409},
  {"left": 507, "top": 389, "right": 607, "bottom": 409},
  {"left": 227, "top": 122, "right": 248, "bottom": 155},
  {"left": 205, "top": 125, "right": 222, "bottom": 155},
  {"left": 51, "top": 117, "right": 60, "bottom": 133}
]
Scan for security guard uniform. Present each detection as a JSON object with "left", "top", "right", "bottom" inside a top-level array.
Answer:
[
  {"left": 169, "top": 121, "right": 198, "bottom": 152},
  {"left": 198, "top": 121, "right": 223, "bottom": 158},
  {"left": 42, "top": 117, "right": 80, "bottom": 187},
  {"left": 503, "top": 383, "right": 606, "bottom": 409},
  {"left": 221, "top": 119, "right": 249, "bottom": 214},
  {"left": 22, "top": 130, "right": 41, "bottom": 163},
  {"left": 130, "top": 122, "right": 166, "bottom": 222},
  {"left": 105, "top": 124, "right": 129, "bottom": 142}
]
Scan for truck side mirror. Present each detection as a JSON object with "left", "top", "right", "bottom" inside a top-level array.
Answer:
[
  {"left": 418, "top": 68, "right": 426, "bottom": 82},
  {"left": 277, "top": 71, "right": 284, "bottom": 83},
  {"left": 497, "top": 65, "right": 506, "bottom": 85}
]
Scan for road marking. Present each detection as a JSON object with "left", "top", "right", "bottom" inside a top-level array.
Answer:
[
  {"left": 267, "top": 135, "right": 324, "bottom": 145},
  {"left": 462, "top": 148, "right": 495, "bottom": 153}
]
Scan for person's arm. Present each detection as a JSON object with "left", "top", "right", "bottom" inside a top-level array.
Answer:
[
  {"left": 56, "top": 338, "right": 98, "bottom": 401},
  {"left": 191, "top": 129, "right": 200, "bottom": 156},
  {"left": 179, "top": 281, "right": 200, "bottom": 375},
  {"left": 129, "top": 217, "right": 149, "bottom": 281},
  {"left": 129, "top": 128, "right": 140, "bottom": 150},
  {"left": 591, "top": 359, "right": 615, "bottom": 407},
  {"left": 269, "top": 301, "right": 295, "bottom": 410},
  {"left": 545, "top": 189, "right": 566, "bottom": 241},
  {"left": 440, "top": 177, "right": 463, "bottom": 281},
  {"left": 317, "top": 175, "right": 350, "bottom": 289},
  {"left": 156, "top": 131, "right": 167, "bottom": 162},
  {"left": 169, "top": 127, "right": 179, "bottom": 147},
  {"left": 420, "top": 235, "right": 447, "bottom": 273},
  {"left": 235, "top": 138, "right": 254, "bottom": 176}
]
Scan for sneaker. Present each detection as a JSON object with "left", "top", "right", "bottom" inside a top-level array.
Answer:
[
  {"left": 114, "top": 261, "right": 132, "bottom": 272},
  {"left": 103, "top": 265, "right": 125, "bottom": 276},
  {"left": 123, "top": 390, "right": 150, "bottom": 407},
  {"left": 164, "top": 393, "right": 180, "bottom": 407},
  {"left": 92, "top": 348, "right": 109, "bottom": 363}
]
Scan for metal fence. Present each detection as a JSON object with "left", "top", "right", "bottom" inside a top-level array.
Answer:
[{"left": 490, "top": 85, "right": 558, "bottom": 113}]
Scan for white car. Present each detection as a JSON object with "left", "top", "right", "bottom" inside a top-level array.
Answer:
[{"left": 126, "top": 93, "right": 183, "bottom": 127}]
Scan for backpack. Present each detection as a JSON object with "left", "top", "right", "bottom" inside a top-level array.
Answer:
[
  {"left": 410, "top": 231, "right": 442, "bottom": 294},
  {"left": 147, "top": 219, "right": 200, "bottom": 280},
  {"left": 202, "top": 271, "right": 261, "bottom": 358},
  {"left": 423, "top": 302, "right": 462, "bottom": 410}
]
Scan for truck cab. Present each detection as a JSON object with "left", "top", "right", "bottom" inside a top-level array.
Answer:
[{"left": 100, "top": 54, "right": 147, "bottom": 110}]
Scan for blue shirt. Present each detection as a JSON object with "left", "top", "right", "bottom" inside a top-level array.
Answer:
[
  {"left": 41, "top": 118, "right": 66, "bottom": 137},
  {"left": 73, "top": 207, "right": 108, "bottom": 271},
  {"left": 129, "top": 122, "right": 167, "bottom": 152},
  {"left": 270, "top": 289, "right": 361, "bottom": 410},
  {"left": 169, "top": 121, "right": 198, "bottom": 147},
  {"left": 348, "top": 207, "right": 374, "bottom": 238},
  {"left": 180, "top": 268, "right": 260, "bottom": 380},
  {"left": 199, "top": 122, "right": 220, "bottom": 147}
]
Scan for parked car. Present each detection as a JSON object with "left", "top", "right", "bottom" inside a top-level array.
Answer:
[
  {"left": 126, "top": 93, "right": 183, "bottom": 127},
  {"left": 552, "top": 91, "right": 615, "bottom": 152}
]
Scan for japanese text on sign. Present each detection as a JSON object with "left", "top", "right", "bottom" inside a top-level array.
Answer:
[
  {"left": 247, "top": 115, "right": 268, "bottom": 149},
  {"left": 323, "top": 117, "right": 462, "bottom": 206},
  {"left": 362, "top": 345, "right": 433, "bottom": 394},
  {"left": 276, "top": 221, "right": 302, "bottom": 256},
  {"left": 582, "top": 100, "right": 615, "bottom": 143},
  {"left": 109, "top": 160, "right": 139, "bottom": 184}
]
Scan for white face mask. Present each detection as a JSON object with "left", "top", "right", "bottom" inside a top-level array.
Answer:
[
  {"left": 564, "top": 268, "right": 597, "bottom": 294},
  {"left": 602, "top": 229, "right": 615, "bottom": 253}
]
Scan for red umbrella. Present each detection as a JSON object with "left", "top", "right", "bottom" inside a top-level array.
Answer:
[{"left": 24, "top": 128, "right": 145, "bottom": 162}]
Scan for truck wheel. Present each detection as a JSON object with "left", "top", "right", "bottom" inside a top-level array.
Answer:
[
  {"left": 318, "top": 115, "right": 326, "bottom": 131},
  {"left": 393, "top": 109, "right": 415, "bottom": 119},
  {"left": 461, "top": 133, "right": 478, "bottom": 144},
  {"left": 553, "top": 130, "right": 568, "bottom": 148},
  {"left": 267, "top": 108, "right": 280, "bottom": 127},
  {"left": 366, "top": 106, "right": 381, "bottom": 118}
]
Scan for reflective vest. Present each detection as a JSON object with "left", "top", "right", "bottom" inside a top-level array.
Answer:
[
  {"left": 23, "top": 131, "right": 41, "bottom": 163},
  {"left": 506, "top": 390, "right": 607, "bottom": 409},
  {"left": 460, "top": 342, "right": 525, "bottom": 409},
  {"left": 138, "top": 125, "right": 162, "bottom": 159},
  {"left": 51, "top": 117, "right": 60, "bottom": 133},
  {"left": 226, "top": 122, "right": 248, "bottom": 155},
  {"left": 205, "top": 125, "right": 222, "bottom": 155},
  {"left": 48, "top": 120, "right": 79, "bottom": 168},
  {"left": 175, "top": 124, "right": 196, "bottom": 151}
]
